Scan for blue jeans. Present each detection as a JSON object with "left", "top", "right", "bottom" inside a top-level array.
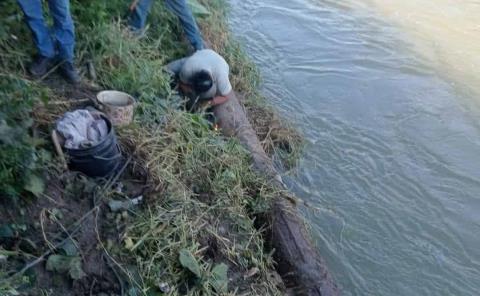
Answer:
[
  {"left": 17, "top": 0, "right": 75, "bottom": 62},
  {"left": 129, "top": 0, "right": 204, "bottom": 50}
]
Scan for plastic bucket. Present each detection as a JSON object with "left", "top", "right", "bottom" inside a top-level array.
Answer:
[
  {"left": 64, "top": 115, "right": 122, "bottom": 177},
  {"left": 96, "top": 90, "right": 135, "bottom": 126}
]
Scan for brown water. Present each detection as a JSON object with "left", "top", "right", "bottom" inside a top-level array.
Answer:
[
  {"left": 367, "top": 0, "right": 480, "bottom": 97},
  {"left": 228, "top": 0, "right": 480, "bottom": 295}
]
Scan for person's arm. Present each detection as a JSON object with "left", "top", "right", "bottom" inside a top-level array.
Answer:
[
  {"left": 210, "top": 59, "right": 232, "bottom": 106},
  {"left": 164, "top": 57, "right": 188, "bottom": 76},
  {"left": 209, "top": 90, "right": 233, "bottom": 106}
]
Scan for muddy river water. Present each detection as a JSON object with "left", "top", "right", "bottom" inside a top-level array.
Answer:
[{"left": 228, "top": 0, "right": 480, "bottom": 295}]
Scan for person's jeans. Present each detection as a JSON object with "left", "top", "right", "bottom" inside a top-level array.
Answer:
[
  {"left": 17, "top": 0, "right": 75, "bottom": 62},
  {"left": 129, "top": 0, "right": 204, "bottom": 50}
]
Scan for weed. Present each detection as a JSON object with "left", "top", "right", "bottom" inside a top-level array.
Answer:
[
  {"left": 0, "top": 76, "right": 51, "bottom": 199},
  {"left": 0, "top": 0, "right": 297, "bottom": 294},
  {"left": 118, "top": 111, "right": 283, "bottom": 294}
]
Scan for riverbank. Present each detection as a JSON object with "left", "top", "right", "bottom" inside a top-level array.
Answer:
[{"left": 0, "top": 1, "right": 301, "bottom": 295}]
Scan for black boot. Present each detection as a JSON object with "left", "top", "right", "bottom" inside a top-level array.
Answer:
[
  {"left": 28, "top": 55, "right": 54, "bottom": 78},
  {"left": 58, "top": 61, "right": 81, "bottom": 84}
]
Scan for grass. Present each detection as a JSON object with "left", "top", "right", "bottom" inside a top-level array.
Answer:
[
  {"left": 116, "top": 113, "right": 284, "bottom": 294},
  {"left": 0, "top": 0, "right": 301, "bottom": 294}
]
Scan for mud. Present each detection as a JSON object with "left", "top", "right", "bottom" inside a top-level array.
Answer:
[
  {"left": 0, "top": 173, "right": 120, "bottom": 296},
  {"left": 0, "top": 81, "right": 141, "bottom": 296}
]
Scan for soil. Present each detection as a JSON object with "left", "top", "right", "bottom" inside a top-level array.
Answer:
[
  {"left": 245, "top": 102, "right": 301, "bottom": 157},
  {"left": 1, "top": 75, "right": 291, "bottom": 295},
  {"left": 0, "top": 173, "right": 121, "bottom": 296},
  {"left": 44, "top": 73, "right": 101, "bottom": 102},
  {"left": 0, "top": 79, "right": 144, "bottom": 296}
]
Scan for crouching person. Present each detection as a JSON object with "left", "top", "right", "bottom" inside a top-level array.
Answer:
[
  {"left": 166, "top": 49, "right": 232, "bottom": 110},
  {"left": 17, "top": 0, "right": 80, "bottom": 83}
]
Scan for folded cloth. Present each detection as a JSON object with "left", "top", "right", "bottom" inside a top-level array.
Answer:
[{"left": 56, "top": 109, "right": 108, "bottom": 149}]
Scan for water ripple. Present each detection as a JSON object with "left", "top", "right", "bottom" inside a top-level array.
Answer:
[{"left": 228, "top": 0, "right": 480, "bottom": 295}]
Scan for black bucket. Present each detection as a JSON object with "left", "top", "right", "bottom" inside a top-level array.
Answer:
[{"left": 64, "top": 115, "right": 122, "bottom": 177}]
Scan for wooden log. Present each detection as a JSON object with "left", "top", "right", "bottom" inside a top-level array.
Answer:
[{"left": 213, "top": 92, "right": 340, "bottom": 296}]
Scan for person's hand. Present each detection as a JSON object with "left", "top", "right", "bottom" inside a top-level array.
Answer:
[
  {"left": 179, "top": 82, "right": 195, "bottom": 96},
  {"left": 209, "top": 95, "right": 229, "bottom": 106}
]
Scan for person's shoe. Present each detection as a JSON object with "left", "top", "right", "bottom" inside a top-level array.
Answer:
[
  {"left": 28, "top": 55, "right": 54, "bottom": 78},
  {"left": 58, "top": 61, "right": 81, "bottom": 84}
]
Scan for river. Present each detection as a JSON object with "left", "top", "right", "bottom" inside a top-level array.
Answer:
[{"left": 227, "top": 0, "right": 480, "bottom": 295}]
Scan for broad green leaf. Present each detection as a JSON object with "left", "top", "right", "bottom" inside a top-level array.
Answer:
[
  {"left": 38, "top": 148, "right": 52, "bottom": 161},
  {"left": 211, "top": 263, "right": 228, "bottom": 293},
  {"left": 68, "top": 257, "right": 86, "bottom": 280},
  {"left": 124, "top": 237, "right": 134, "bottom": 250},
  {"left": 60, "top": 238, "right": 79, "bottom": 256},
  {"left": 46, "top": 255, "right": 71, "bottom": 273},
  {"left": 24, "top": 174, "right": 45, "bottom": 197},
  {"left": 179, "top": 249, "right": 201, "bottom": 277},
  {"left": 46, "top": 254, "right": 86, "bottom": 280}
]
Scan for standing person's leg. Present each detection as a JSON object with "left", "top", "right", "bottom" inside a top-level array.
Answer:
[
  {"left": 47, "top": 0, "right": 79, "bottom": 83},
  {"left": 47, "top": 0, "right": 75, "bottom": 62},
  {"left": 164, "top": 0, "right": 204, "bottom": 50},
  {"left": 17, "top": 0, "right": 56, "bottom": 76},
  {"left": 128, "top": 0, "right": 155, "bottom": 31}
]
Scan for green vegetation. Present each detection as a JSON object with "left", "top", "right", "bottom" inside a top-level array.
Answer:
[
  {"left": 116, "top": 113, "right": 284, "bottom": 294},
  {"left": 0, "top": 77, "right": 51, "bottom": 199},
  {"left": 0, "top": 0, "right": 300, "bottom": 294}
]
